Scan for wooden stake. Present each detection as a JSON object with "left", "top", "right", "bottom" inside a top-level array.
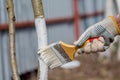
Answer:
[
  {"left": 6, "top": 0, "right": 20, "bottom": 80},
  {"left": 32, "top": 0, "right": 48, "bottom": 80}
]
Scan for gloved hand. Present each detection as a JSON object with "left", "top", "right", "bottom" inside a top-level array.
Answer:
[
  {"left": 74, "top": 14, "right": 120, "bottom": 54},
  {"left": 77, "top": 37, "right": 105, "bottom": 54}
]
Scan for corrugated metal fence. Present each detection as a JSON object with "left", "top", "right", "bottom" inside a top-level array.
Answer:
[{"left": 0, "top": 0, "right": 104, "bottom": 79}]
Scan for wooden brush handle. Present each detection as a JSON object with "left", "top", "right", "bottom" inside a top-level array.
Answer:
[{"left": 82, "top": 37, "right": 99, "bottom": 48}]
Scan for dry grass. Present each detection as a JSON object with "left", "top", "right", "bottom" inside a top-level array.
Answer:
[
  {"left": 48, "top": 54, "right": 120, "bottom": 80},
  {"left": 22, "top": 51, "right": 120, "bottom": 80}
]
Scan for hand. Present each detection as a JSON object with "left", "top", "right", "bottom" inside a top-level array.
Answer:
[
  {"left": 74, "top": 15, "right": 120, "bottom": 50},
  {"left": 77, "top": 37, "right": 105, "bottom": 54}
]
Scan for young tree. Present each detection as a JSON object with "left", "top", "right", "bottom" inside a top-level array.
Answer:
[
  {"left": 6, "top": 0, "right": 20, "bottom": 80},
  {"left": 32, "top": 0, "right": 48, "bottom": 80}
]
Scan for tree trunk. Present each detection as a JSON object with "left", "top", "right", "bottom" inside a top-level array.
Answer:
[
  {"left": 32, "top": 0, "right": 48, "bottom": 80},
  {"left": 6, "top": 0, "right": 20, "bottom": 80}
]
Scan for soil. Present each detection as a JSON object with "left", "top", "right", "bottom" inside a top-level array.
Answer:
[{"left": 48, "top": 54, "right": 120, "bottom": 80}]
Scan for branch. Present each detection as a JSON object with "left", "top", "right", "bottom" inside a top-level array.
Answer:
[{"left": 6, "top": 0, "right": 20, "bottom": 80}]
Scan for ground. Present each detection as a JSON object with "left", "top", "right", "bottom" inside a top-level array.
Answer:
[
  {"left": 48, "top": 53, "right": 120, "bottom": 80},
  {"left": 21, "top": 52, "right": 120, "bottom": 80}
]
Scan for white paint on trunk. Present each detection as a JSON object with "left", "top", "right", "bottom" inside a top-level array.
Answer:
[
  {"left": 116, "top": 0, "right": 120, "bottom": 61},
  {"left": 116, "top": 0, "right": 120, "bottom": 12},
  {"left": 104, "top": 0, "right": 120, "bottom": 62},
  {"left": 105, "top": 0, "right": 117, "bottom": 16},
  {"left": 117, "top": 37, "right": 120, "bottom": 61},
  {"left": 35, "top": 17, "right": 48, "bottom": 80},
  {"left": 35, "top": 17, "right": 48, "bottom": 48},
  {"left": 39, "top": 57, "right": 48, "bottom": 80}
]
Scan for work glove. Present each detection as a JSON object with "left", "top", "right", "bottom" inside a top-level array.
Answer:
[
  {"left": 74, "top": 16, "right": 120, "bottom": 54},
  {"left": 76, "top": 37, "right": 105, "bottom": 54}
]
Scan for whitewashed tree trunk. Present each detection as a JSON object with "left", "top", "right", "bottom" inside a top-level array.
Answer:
[
  {"left": 35, "top": 18, "right": 48, "bottom": 80},
  {"left": 116, "top": 36, "right": 120, "bottom": 61},
  {"left": 116, "top": 0, "right": 120, "bottom": 61},
  {"left": 98, "top": 0, "right": 120, "bottom": 62},
  {"left": 32, "top": 0, "right": 48, "bottom": 80},
  {"left": 103, "top": 0, "right": 120, "bottom": 62}
]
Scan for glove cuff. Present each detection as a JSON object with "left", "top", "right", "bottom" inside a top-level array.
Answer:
[
  {"left": 100, "top": 16, "right": 120, "bottom": 36},
  {"left": 109, "top": 16, "right": 120, "bottom": 34}
]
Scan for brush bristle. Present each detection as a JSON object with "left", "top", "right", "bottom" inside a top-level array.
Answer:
[{"left": 38, "top": 42, "right": 71, "bottom": 69}]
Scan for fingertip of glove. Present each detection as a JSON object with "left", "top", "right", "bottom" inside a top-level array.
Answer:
[{"left": 77, "top": 48, "right": 84, "bottom": 55}]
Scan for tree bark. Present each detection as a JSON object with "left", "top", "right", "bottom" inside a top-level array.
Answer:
[
  {"left": 32, "top": 0, "right": 48, "bottom": 80},
  {"left": 6, "top": 0, "right": 20, "bottom": 80}
]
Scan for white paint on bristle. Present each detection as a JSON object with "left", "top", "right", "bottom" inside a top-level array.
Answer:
[
  {"left": 61, "top": 60, "right": 80, "bottom": 69},
  {"left": 35, "top": 17, "right": 48, "bottom": 80},
  {"left": 39, "top": 47, "right": 63, "bottom": 69}
]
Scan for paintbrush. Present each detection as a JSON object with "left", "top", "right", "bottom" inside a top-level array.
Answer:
[{"left": 38, "top": 37, "right": 98, "bottom": 69}]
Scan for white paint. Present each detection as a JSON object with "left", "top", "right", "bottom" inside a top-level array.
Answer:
[
  {"left": 61, "top": 60, "right": 80, "bottom": 69},
  {"left": 103, "top": 0, "right": 120, "bottom": 62},
  {"left": 35, "top": 17, "right": 48, "bottom": 80},
  {"left": 35, "top": 18, "right": 48, "bottom": 48},
  {"left": 116, "top": 0, "right": 120, "bottom": 61},
  {"left": 116, "top": 37, "right": 120, "bottom": 61},
  {"left": 116, "top": 0, "right": 120, "bottom": 12},
  {"left": 38, "top": 57, "right": 48, "bottom": 80},
  {"left": 105, "top": 0, "right": 117, "bottom": 16}
]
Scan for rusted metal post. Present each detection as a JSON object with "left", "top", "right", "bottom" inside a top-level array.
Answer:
[
  {"left": 0, "top": 10, "right": 104, "bottom": 30},
  {"left": 32, "top": 0, "right": 48, "bottom": 80},
  {"left": 6, "top": 0, "right": 20, "bottom": 80},
  {"left": 73, "top": 0, "right": 80, "bottom": 40}
]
